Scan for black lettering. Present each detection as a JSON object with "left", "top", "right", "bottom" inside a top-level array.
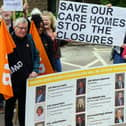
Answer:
[
  {"left": 74, "top": 4, "right": 81, "bottom": 12},
  {"left": 97, "top": 16, "right": 104, "bottom": 24},
  {"left": 101, "top": 36, "right": 107, "bottom": 44},
  {"left": 99, "top": 7, "right": 106, "bottom": 15},
  {"left": 72, "top": 23, "right": 79, "bottom": 31},
  {"left": 57, "top": 22, "right": 64, "bottom": 29},
  {"left": 65, "top": 22, "right": 71, "bottom": 30},
  {"left": 86, "top": 35, "right": 93, "bottom": 42},
  {"left": 73, "top": 14, "right": 80, "bottom": 22},
  {"left": 81, "top": 15, "right": 87, "bottom": 23},
  {"left": 65, "top": 13, "right": 72, "bottom": 21},
  {"left": 91, "top": 6, "right": 98, "bottom": 14},
  {"left": 90, "top": 16, "right": 97, "bottom": 24},
  {"left": 113, "top": 18, "right": 119, "bottom": 26},
  {"left": 79, "top": 34, "right": 85, "bottom": 41},
  {"left": 107, "top": 37, "right": 113, "bottom": 44},
  {"left": 97, "top": 26, "right": 105, "bottom": 34},
  {"left": 60, "top": 2, "right": 66, "bottom": 10},
  {"left": 92, "top": 25, "right": 97, "bottom": 33},
  {"left": 105, "top": 27, "right": 112, "bottom": 34},
  {"left": 80, "top": 24, "right": 86, "bottom": 31},
  {"left": 104, "top": 17, "right": 113, "bottom": 25},
  {"left": 64, "top": 32, "right": 69, "bottom": 39},
  {"left": 106, "top": 7, "right": 113, "bottom": 16},
  {"left": 92, "top": 25, "right": 105, "bottom": 34},
  {"left": 58, "top": 12, "right": 65, "bottom": 20},
  {"left": 81, "top": 5, "right": 88, "bottom": 13},
  {"left": 91, "top": 6, "right": 113, "bottom": 16},
  {"left": 119, "top": 19, "right": 126, "bottom": 27},
  {"left": 67, "top": 4, "right": 73, "bottom": 11},
  {"left": 93, "top": 35, "right": 99, "bottom": 43},
  {"left": 71, "top": 33, "right": 78, "bottom": 40},
  {"left": 57, "top": 31, "right": 63, "bottom": 38}
]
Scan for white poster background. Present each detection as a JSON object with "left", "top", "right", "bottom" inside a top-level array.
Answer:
[
  {"left": 3, "top": 0, "right": 23, "bottom": 11},
  {"left": 56, "top": 1, "right": 126, "bottom": 46},
  {"left": 87, "top": 74, "right": 115, "bottom": 126}
]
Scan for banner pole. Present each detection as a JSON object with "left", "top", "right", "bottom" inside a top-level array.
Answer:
[{"left": 23, "top": 0, "right": 29, "bottom": 16}]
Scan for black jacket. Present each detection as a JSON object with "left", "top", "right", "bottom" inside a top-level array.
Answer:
[{"left": 8, "top": 33, "right": 40, "bottom": 92}]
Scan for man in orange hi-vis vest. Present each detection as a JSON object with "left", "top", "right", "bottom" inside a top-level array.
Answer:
[
  {"left": 0, "top": 19, "right": 15, "bottom": 100},
  {"left": 29, "top": 21, "right": 54, "bottom": 74}
]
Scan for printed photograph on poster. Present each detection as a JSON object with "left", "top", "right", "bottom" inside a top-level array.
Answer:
[
  {"left": 76, "top": 78, "right": 86, "bottom": 95},
  {"left": 35, "top": 86, "right": 46, "bottom": 103},
  {"left": 35, "top": 121, "right": 45, "bottom": 126},
  {"left": 115, "top": 73, "right": 124, "bottom": 89},
  {"left": 35, "top": 104, "right": 45, "bottom": 122},
  {"left": 115, "top": 108, "right": 124, "bottom": 124},
  {"left": 76, "top": 96, "right": 85, "bottom": 113},
  {"left": 115, "top": 91, "right": 124, "bottom": 106},
  {"left": 76, "top": 114, "right": 85, "bottom": 126}
]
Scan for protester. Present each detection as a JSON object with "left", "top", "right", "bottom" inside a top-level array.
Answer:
[
  {"left": 0, "top": 6, "right": 13, "bottom": 32},
  {"left": 42, "top": 11, "right": 62, "bottom": 72},
  {"left": 0, "top": 3, "right": 28, "bottom": 32},
  {"left": 5, "top": 17, "right": 40, "bottom": 126},
  {"left": 31, "top": 14, "right": 56, "bottom": 70},
  {"left": 0, "top": 6, "right": 14, "bottom": 114},
  {"left": 100, "top": 0, "right": 126, "bottom": 64}
]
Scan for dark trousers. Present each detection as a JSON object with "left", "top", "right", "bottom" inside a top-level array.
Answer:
[
  {"left": 5, "top": 90, "right": 26, "bottom": 126},
  {"left": 0, "top": 94, "right": 4, "bottom": 108}
]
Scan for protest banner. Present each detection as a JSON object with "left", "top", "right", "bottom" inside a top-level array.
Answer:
[
  {"left": 0, "top": 19, "right": 15, "bottom": 99},
  {"left": 29, "top": 21, "right": 54, "bottom": 75},
  {"left": 26, "top": 64, "right": 126, "bottom": 126},
  {"left": 56, "top": 1, "right": 126, "bottom": 46},
  {"left": 3, "top": 0, "right": 23, "bottom": 11}
]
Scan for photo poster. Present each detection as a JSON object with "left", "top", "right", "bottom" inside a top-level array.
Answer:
[
  {"left": 3, "top": 0, "right": 23, "bottom": 11},
  {"left": 56, "top": 1, "right": 126, "bottom": 46},
  {"left": 26, "top": 64, "right": 126, "bottom": 126}
]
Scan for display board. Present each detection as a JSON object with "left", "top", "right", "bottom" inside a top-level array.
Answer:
[{"left": 26, "top": 64, "right": 126, "bottom": 126}]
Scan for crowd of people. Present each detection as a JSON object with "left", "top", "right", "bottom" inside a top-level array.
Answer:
[
  {"left": 0, "top": 1, "right": 126, "bottom": 126},
  {"left": 0, "top": 3, "right": 65, "bottom": 126}
]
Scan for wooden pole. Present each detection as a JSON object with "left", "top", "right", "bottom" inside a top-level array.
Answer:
[
  {"left": 23, "top": 0, "right": 29, "bottom": 16},
  {"left": 12, "top": 11, "right": 16, "bottom": 21}
]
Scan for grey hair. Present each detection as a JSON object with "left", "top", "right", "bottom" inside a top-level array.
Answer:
[
  {"left": 14, "top": 17, "right": 28, "bottom": 27},
  {"left": 31, "top": 8, "right": 41, "bottom": 16}
]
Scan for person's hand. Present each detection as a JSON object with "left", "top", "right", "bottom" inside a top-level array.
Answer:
[
  {"left": 121, "top": 44, "right": 126, "bottom": 48},
  {"left": 23, "top": 3, "right": 29, "bottom": 10},
  {"left": 106, "top": 3, "right": 112, "bottom": 7},
  {"left": 29, "top": 71, "right": 38, "bottom": 78}
]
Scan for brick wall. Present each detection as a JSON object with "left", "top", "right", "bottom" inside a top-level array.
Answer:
[
  {"left": 0, "top": 0, "right": 48, "bottom": 12},
  {"left": 28, "top": 0, "right": 48, "bottom": 12}
]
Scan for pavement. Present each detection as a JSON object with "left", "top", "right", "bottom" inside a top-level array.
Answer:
[{"left": 0, "top": 44, "right": 125, "bottom": 126}]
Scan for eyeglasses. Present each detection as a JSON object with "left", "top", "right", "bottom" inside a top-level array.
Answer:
[{"left": 16, "top": 26, "right": 27, "bottom": 30}]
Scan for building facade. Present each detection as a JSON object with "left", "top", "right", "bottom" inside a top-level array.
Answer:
[{"left": 0, "top": 0, "right": 99, "bottom": 14}]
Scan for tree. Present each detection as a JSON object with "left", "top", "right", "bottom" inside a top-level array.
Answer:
[{"left": 100, "top": 0, "right": 126, "bottom": 7}]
